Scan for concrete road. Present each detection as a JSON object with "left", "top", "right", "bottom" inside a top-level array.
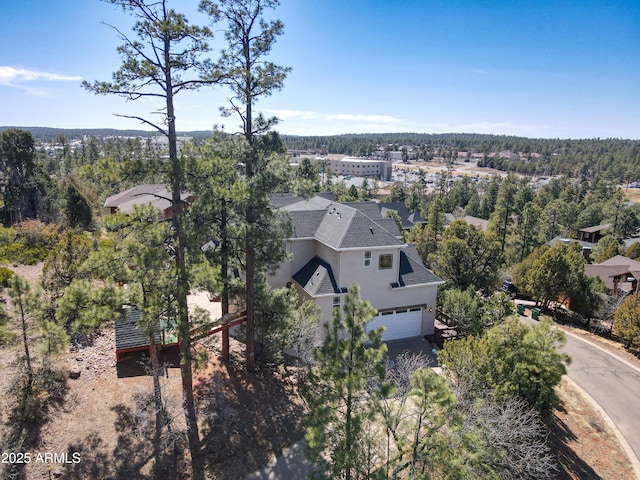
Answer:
[{"left": 561, "top": 332, "right": 640, "bottom": 468}]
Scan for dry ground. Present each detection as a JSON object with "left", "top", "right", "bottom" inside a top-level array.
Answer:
[
  {"left": 551, "top": 378, "right": 636, "bottom": 480},
  {"left": 1, "top": 263, "right": 638, "bottom": 479}
]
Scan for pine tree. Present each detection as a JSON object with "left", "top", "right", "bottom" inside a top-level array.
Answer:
[
  {"left": 82, "top": 2, "right": 212, "bottom": 476},
  {"left": 200, "top": 0, "right": 291, "bottom": 371},
  {"left": 304, "top": 285, "right": 388, "bottom": 480}
]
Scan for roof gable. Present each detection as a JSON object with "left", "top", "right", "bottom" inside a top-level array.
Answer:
[
  {"left": 292, "top": 256, "right": 342, "bottom": 296},
  {"left": 315, "top": 205, "right": 402, "bottom": 249}
]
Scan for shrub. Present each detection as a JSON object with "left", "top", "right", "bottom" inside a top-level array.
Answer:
[
  {"left": 14, "top": 219, "right": 60, "bottom": 248},
  {"left": 0, "top": 266, "right": 14, "bottom": 287}
]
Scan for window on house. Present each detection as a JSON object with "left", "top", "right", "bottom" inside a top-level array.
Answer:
[
  {"left": 379, "top": 254, "right": 393, "bottom": 270},
  {"left": 333, "top": 296, "right": 341, "bottom": 307},
  {"left": 364, "top": 251, "right": 371, "bottom": 267}
]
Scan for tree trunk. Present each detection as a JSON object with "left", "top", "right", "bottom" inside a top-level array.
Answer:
[
  {"left": 19, "top": 299, "right": 33, "bottom": 393},
  {"left": 164, "top": 34, "right": 203, "bottom": 480},
  {"left": 244, "top": 72, "right": 256, "bottom": 372},
  {"left": 149, "top": 333, "right": 164, "bottom": 480},
  {"left": 221, "top": 201, "right": 230, "bottom": 361}
]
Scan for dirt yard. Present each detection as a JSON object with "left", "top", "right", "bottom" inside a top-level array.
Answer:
[{"left": 0, "top": 263, "right": 638, "bottom": 479}]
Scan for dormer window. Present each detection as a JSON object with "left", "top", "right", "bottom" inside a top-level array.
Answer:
[{"left": 364, "top": 251, "right": 371, "bottom": 267}]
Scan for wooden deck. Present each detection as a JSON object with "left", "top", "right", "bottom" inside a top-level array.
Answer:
[
  {"left": 116, "top": 307, "right": 248, "bottom": 363},
  {"left": 434, "top": 308, "right": 458, "bottom": 346}
]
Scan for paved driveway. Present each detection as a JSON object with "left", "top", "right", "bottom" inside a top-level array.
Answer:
[{"left": 384, "top": 336, "right": 439, "bottom": 365}]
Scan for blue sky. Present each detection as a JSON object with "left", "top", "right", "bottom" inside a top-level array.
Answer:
[{"left": 1, "top": 0, "right": 639, "bottom": 139}]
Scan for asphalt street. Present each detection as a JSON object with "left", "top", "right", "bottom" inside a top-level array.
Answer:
[{"left": 561, "top": 331, "right": 640, "bottom": 468}]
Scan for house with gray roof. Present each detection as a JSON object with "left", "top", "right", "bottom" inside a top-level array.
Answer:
[{"left": 270, "top": 194, "right": 444, "bottom": 341}]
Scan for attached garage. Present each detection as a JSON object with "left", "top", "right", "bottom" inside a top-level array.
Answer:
[{"left": 367, "top": 307, "right": 423, "bottom": 341}]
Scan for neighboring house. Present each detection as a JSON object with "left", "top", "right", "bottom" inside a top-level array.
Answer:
[
  {"left": 379, "top": 202, "right": 427, "bottom": 231},
  {"left": 548, "top": 236, "right": 595, "bottom": 259},
  {"left": 269, "top": 194, "right": 444, "bottom": 341},
  {"left": 462, "top": 215, "right": 489, "bottom": 231},
  {"left": 104, "top": 184, "right": 193, "bottom": 219},
  {"left": 585, "top": 255, "right": 640, "bottom": 295},
  {"left": 579, "top": 223, "right": 612, "bottom": 244}
]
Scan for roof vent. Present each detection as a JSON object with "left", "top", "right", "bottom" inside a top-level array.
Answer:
[{"left": 370, "top": 227, "right": 374, "bottom": 234}]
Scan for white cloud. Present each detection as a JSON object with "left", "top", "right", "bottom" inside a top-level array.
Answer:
[
  {"left": 269, "top": 109, "right": 403, "bottom": 124},
  {"left": 0, "top": 66, "right": 82, "bottom": 95}
]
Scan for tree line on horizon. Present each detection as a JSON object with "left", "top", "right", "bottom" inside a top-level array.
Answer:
[{"left": 10, "top": 126, "right": 640, "bottom": 184}]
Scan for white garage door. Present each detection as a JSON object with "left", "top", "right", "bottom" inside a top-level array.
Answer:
[{"left": 367, "top": 308, "right": 422, "bottom": 341}]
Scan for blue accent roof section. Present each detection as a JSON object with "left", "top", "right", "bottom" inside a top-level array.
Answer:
[{"left": 292, "top": 256, "right": 341, "bottom": 296}]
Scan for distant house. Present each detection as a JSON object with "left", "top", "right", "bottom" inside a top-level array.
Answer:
[
  {"left": 462, "top": 215, "right": 489, "bottom": 231},
  {"left": 579, "top": 223, "right": 612, "bottom": 244},
  {"left": 547, "top": 236, "right": 595, "bottom": 259},
  {"left": 269, "top": 194, "right": 444, "bottom": 342},
  {"left": 104, "top": 184, "right": 193, "bottom": 220},
  {"left": 584, "top": 255, "right": 640, "bottom": 295}
]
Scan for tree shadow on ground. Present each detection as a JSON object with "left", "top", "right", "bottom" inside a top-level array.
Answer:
[
  {"left": 548, "top": 407, "right": 603, "bottom": 480},
  {"left": 1, "top": 363, "right": 69, "bottom": 480},
  {"left": 63, "top": 401, "right": 185, "bottom": 480},
  {"left": 196, "top": 352, "right": 306, "bottom": 479},
  {"left": 116, "top": 347, "right": 180, "bottom": 378}
]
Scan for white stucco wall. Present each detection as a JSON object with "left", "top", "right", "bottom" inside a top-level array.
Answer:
[
  {"left": 269, "top": 238, "right": 441, "bottom": 340},
  {"left": 269, "top": 238, "right": 316, "bottom": 288}
]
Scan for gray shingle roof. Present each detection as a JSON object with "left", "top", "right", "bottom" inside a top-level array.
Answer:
[
  {"left": 343, "top": 202, "right": 384, "bottom": 220},
  {"left": 379, "top": 202, "right": 426, "bottom": 229},
  {"left": 398, "top": 245, "right": 444, "bottom": 287},
  {"left": 292, "top": 256, "right": 341, "bottom": 295},
  {"left": 115, "top": 307, "right": 161, "bottom": 351},
  {"left": 288, "top": 210, "right": 327, "bottom": 238},
  {"left": 376, "top": 218, "right": 402, "bottom": 238},
  {"left": 277, "top": 194, "right": 403, "bottom": 249},
  {"left": 314, "top": 206, "right": 402, "bottom": 249}
]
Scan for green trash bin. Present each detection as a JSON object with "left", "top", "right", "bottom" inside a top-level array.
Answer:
[
  {"left": 517, "top": 304, "right": 525, "bottom": 315},
  {"left": 531, "top": 307, "right": 541, "bottom": 320}
]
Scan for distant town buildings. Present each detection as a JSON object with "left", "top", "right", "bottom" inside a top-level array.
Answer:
[{"left": 289, "top": 156, "right": 393, "bottom": 181}]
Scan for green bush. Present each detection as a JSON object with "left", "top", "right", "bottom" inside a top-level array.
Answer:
[
  {"left": 0, "top": 266, "right": 14, "bottom": 287},
  {"left": 0, "top": 226, "right": 17, "bottom": 245},
  {"left": 1, "top": 242, "right": 48, "bottom": 265}
]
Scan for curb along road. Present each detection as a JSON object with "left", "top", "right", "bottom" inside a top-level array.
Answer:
[{"left": 520, "top": 312, "right": 640, "bottom": 480}]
